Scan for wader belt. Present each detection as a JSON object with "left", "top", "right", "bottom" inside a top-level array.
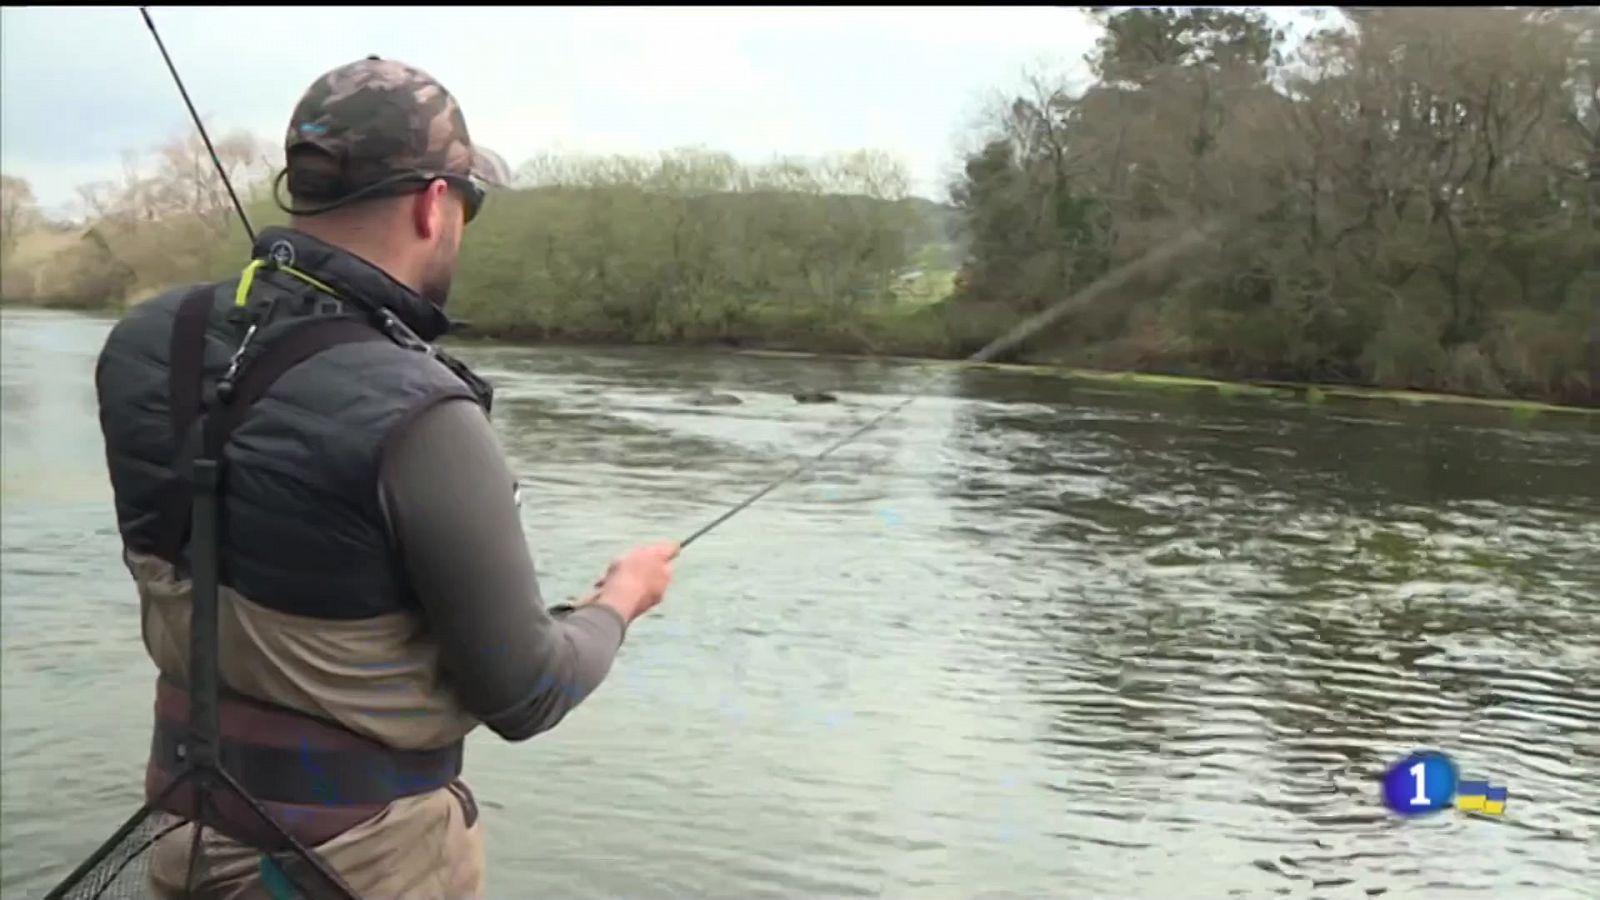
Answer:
[
  {"left": 146, "top": 677, "right": 473, "bottom": 848},
  {"left": 146, "top": 285, "right": 472, "bottom": 851}
]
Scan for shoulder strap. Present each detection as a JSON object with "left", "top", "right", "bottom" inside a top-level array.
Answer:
[
  {"left": 156, "top": 311, "right": 387, "bottom": 565},
  {"left": 155, "top": 287, "right": 224, "bottom": 564},
  {"left": 168, "top": 286, "right": 216, "bottom": 444},
  {"left": 200, "top": 318, "right": 386, "bottom": 460}
]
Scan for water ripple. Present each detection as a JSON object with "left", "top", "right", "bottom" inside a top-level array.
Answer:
[{"left": 2, "top": 310, "right": 1597, "bottom": 899}]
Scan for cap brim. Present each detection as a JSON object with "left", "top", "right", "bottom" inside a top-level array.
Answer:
[{"left": 468, "top": 145, "right": 512, "bottom": 189}]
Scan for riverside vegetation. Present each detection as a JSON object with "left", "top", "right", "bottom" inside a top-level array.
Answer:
[{"left": 2, "top": 8, "right": 1596, "bottom": 406}]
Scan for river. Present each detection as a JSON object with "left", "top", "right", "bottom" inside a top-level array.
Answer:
[{"left": 2, "top": 306, "right": 1597, "bottom": 899}]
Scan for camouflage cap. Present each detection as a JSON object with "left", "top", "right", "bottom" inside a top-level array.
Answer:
[{"left": 284, "top": 56, "right": 510, "bottom": 202}]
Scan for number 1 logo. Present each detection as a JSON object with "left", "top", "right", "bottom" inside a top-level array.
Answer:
[
  {"left": 1383, "top": 751, "right": 1458, "bottom": 816},
  {"left": 1409, "top": 761, "right": 1429, "bottom": 807}
]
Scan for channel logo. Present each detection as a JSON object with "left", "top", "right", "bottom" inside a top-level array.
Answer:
[{"left": 1381, "top": 750, "right": 1508, "bottom": 818}]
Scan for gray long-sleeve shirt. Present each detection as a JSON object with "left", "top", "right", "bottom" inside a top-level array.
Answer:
[{"left": 377, "top": 397, "right": 626, "bottom": 741}]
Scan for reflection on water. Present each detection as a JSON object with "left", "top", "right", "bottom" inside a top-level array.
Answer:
[
  {"left": 2, "top": 307, "right": 1597, "bottom": 898},
  {"left": 941, "top": 389, "right": 1599, "bottom": 894}
]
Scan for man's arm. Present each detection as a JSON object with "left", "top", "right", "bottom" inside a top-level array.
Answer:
[{"left": 378, "top": 397, "right": 625, "bottom": 741}]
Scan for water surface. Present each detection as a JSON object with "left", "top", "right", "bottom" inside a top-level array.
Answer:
[{"left": 3, "top": 307, "right": 1597, "bottom": 898}]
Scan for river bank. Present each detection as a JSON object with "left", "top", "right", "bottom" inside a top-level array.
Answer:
[
  {"left": 11, "top": 301, "right": 1595, "bottom": 418},
  {"left": 443, "top": 319, "right": 1600, "bottom": 417},
  {"left": 723, "top": 347, "right": 1600, "bottom": 418}
]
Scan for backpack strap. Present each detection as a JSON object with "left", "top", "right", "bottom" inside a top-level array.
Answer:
[
  {"left": 155, "top": 286, "right": 223, "bottom": 566},
  {"left": 156, "top": 292, "right": 388, "bottom": 565}
]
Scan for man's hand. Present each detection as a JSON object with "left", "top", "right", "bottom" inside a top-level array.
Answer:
[{"left": 587, "top": 541, "right": 678, "bottom": 624}]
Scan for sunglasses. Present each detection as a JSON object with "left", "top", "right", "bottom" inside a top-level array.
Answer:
[
  {"left": 392, "top": 172, "right": 486, "bottom": 224},
  {"left": 274, "top": 167, "right": 489, "bottom": 224},
  {"left": 439, "top": 174, "right": 487, "bottom": 224}
]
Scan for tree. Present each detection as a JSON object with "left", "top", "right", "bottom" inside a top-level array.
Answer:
[
  {"left": 1088, "top": 6, "right": 1280, "bottom": 87},
  {"left": 946, "top": 5, "right": 1596, "bottom": 402},
  {"left": 144, "top": 126, "right": 274, "bottom": 233},
  {"left": 0, "top": 174, "right": 40, "bottom": 258}
]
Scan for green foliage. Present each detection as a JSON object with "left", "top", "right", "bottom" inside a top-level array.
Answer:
[
  {"left": 451, "top": 192, "right": 917, "bottom": 344},
  {"left": 949, "top": 6, "right": 1600, "bottom": 405},
  {"left": 442, "top": 150, "right": 939, "bottom": 350},
  {"left": 4, "top": 144, "right": 954, "bottom": 357},
  {"left": 1089, "top": 6, "right": 1281, "bottom": 85}
]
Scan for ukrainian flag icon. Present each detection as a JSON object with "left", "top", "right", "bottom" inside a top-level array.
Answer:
[
  {"left": 1455, "top": 781, "right": 1508, "bottom": 816},
  {"left": 1482, "top": 786, "right": 1508, "bottom": 816}
]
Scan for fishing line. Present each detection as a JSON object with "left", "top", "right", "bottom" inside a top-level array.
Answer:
[
  {"left": 137, "top": 4, "right": 1221, "bottom": 556},
  {"left": 676, "top": 222, "right": 1219, "bottom": 551}
]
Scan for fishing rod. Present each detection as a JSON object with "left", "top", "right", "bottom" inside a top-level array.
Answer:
[
  {"left": 140, "top": 6, "right": 256, "bottom": 244},
  {"left": 137, "top": 4, "right": 1219, "bottom": 555}
]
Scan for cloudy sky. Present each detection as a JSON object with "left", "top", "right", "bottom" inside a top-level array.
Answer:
[{"left": 1, "top": 6, "right": 1331, "bottom": 216}]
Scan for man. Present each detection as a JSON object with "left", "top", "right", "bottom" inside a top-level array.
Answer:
[{"left": 93, "top": 57, "right": 677, "bottom": 897}]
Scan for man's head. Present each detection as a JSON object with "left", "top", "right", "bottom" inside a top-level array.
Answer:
[{"left": 279, "top": 56, "right": 509, "bottom": 308}]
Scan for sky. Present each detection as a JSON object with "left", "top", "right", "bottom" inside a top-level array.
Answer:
[
  {"left": 0, "top": 5, "right": 1100, "bottom": 215},
  {"left": 0, "top": 6, "right": 1335, "bottom": 217}
]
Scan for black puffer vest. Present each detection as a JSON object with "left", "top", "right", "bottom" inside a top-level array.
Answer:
[{"left": 96, "top": 227, "right": 488, "bottom": 620}]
